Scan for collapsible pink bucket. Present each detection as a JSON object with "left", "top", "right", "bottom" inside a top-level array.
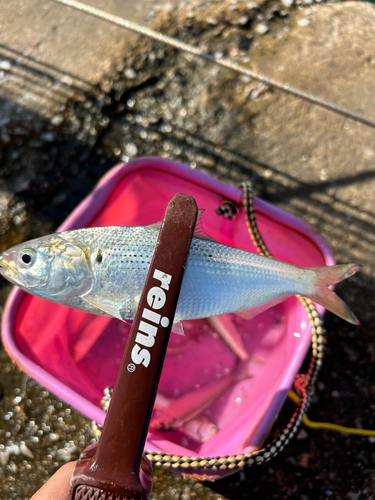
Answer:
[{"left": 2, "top": 158, "right": 333, "bottom": 475}]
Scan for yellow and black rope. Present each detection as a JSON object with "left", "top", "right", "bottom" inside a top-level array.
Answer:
[{"left": 145, "top": 182, "right": 325, "bottom": 470}]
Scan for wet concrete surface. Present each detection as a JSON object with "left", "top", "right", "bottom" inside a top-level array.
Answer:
[{"left": 0, "top": 0, "right": 375, "bottom": 498}]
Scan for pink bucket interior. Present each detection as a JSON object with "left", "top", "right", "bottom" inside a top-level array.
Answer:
[{"left": 4, "top": 158, "right": 332, "bottom": 461}]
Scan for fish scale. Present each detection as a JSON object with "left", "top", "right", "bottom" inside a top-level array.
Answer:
[
  {"left": 64, "top": 226, "right": 314, "bottom": 321},
  {"left": 0, "top": 221, "right": 360, "bottom": 324}
]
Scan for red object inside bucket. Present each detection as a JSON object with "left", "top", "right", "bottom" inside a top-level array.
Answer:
[{"left": 8, "top": 158, "right": 331, "bottom": 460}]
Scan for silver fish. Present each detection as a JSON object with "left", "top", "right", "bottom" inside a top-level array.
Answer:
[
  {"left": 152, "top": 372, "right": 240, "bottom": 430},
  {"left": 0, "top": 216, "right": 360, "bottom": 324},
  {"left": 207, "top": 315, "right": 249, "bottom": 361}
]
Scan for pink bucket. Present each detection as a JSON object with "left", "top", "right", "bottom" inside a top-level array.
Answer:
[{"left": 1, "top": 158, "right": 333, "bottom": 476}]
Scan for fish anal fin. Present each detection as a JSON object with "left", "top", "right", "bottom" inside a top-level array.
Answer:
[
  {"left": 83, "top": 296, "right": 124, "bottom": 321},
  {"left": 171, "top": 321, "right": 185, "bottom": 336},
  {"left": 235, "top": 298, "right": 287, "bottom": 321},
  {"left": 235, "top": 309, "right": 255, "bottom": 321}
]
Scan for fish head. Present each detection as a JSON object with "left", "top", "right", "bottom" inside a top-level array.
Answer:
[{"left": 0, "top": 234, "right": 93, "bottom": 300}]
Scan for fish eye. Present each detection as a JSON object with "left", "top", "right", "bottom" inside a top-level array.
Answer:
[
  {"left": 18, "top": 249, "right": 37, "bottom": 268},
  {"left": 22, "top": 254, "right": 31, "bottom": 264}
]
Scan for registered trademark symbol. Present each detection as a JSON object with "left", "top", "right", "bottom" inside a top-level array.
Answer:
[{"left": 127, "top": 363, "right": 136, "bottom": 372}]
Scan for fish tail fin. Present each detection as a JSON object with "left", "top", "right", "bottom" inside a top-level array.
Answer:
[{"left": 306, "top": 264, "right": 361, "bottom": 325}]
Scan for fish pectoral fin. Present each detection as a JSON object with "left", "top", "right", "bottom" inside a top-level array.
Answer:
[
  {"left": 147, "top": 220, "right": 163, "bottom": 231},
  {"left": 171, "top": 320, "right": 185, "bottom": 336},
  {"left": 82, "top": 295, "right": 124, "bottom": 321},
  {"left": 148, "top": 210, "right": 217, "bottom": 243}
]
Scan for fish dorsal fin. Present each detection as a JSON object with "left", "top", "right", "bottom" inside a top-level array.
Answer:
[
  {"left": 148, "top": 209, "right": 217, "bottom": 242},
  {"left": 83, "top": 295, "right": 124, "bottom": 321},
  {"left": 193, "top": 209, "right": 217, "bottom": 242}
]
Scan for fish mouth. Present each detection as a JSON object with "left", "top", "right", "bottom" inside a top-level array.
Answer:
[
  {"left": 0, "top": 253, "right": 7, "bottom": 273},
  {"left": 0, "top": 253, "right": 23, "bottom": 287},
  {"left": 0, "top": 256, "right": 15, "bottom": 283}
]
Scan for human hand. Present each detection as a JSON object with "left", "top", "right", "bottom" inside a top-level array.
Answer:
[{"left": 30, "top": 461, "right": 76, "bottom": 500}]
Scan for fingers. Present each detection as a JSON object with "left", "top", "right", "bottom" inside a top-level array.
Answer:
[{"left": 30, "top": 461, "right": 76, "bottom": 500}]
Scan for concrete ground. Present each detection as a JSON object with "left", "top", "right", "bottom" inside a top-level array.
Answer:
[
  {"left": 0, "top": 0, "right": 179, "bottom": 116},
  {"left": 0, "top": 0, "right": 374, "bottom": 498}
]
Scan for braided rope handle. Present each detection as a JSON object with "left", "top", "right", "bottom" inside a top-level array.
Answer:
[
  {"left": 74, "top": 485, "right": 133, "bottom": 499},
  {"left": 144, "top": 183, "right": 325, "bottom": 470}
]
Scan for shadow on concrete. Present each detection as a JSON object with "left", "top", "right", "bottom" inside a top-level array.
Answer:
[
  {"left": 0, "top": 44, "right": 95, "bottom": 116},
  {"left": 101, "top": 108, "right": 375, "bottom": 270}
]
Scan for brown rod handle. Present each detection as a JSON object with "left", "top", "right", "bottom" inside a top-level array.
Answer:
[{"left": 69, "top": 194, "right": 198, "bottom": 500}]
